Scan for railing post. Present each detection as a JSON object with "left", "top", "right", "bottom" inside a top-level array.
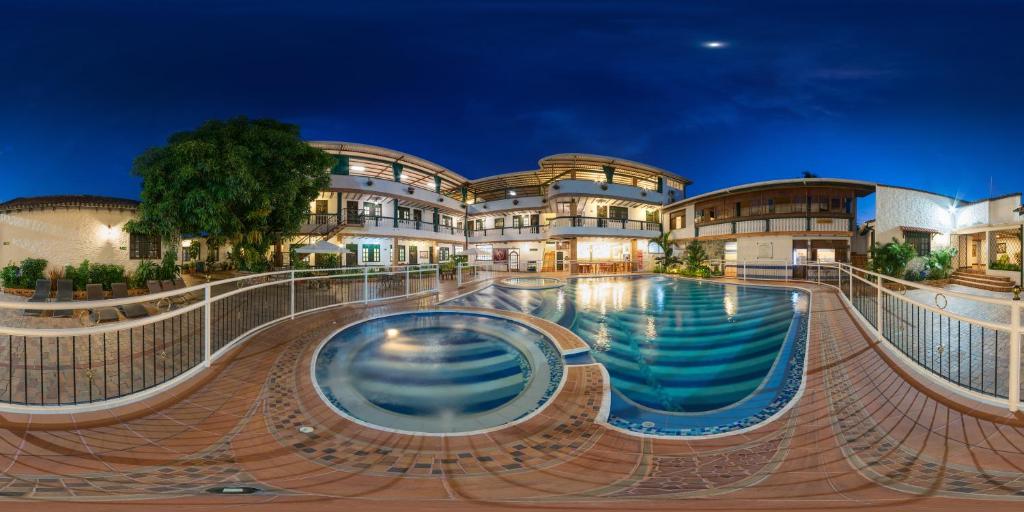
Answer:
[
  {"left": 435, "top": 265, "right": 440, "bottom": 293},
  {"left": 289, "top": 270, "right": 296, "bottom": 319},
  {"left": 742, "top": 261, "right": 746, "bottom": 280},
  {"left": 405, "top": 266, "right": 411, "bottom": 296},
  {"left": 203, "top": 284, "right": 212, "bottom": 368},
  {"left": 1009, "top": 304, "right": 1021, "bottom": 412},
  {"left": 363, "top": 267, "right": 369, "bottom": 303},
  {"left": 847, "top": 266, "right": 853, "bottom": 300},
  {"left": 876, "top": 275, "right": 884, "bottom": 339}
]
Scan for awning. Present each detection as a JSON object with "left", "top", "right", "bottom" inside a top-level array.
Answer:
[{"left": 899, "top": 226, "right": 942, "bottom": 235}]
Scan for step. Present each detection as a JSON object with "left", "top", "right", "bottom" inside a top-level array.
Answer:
[
  {"left": 951, "top": 272, "right": 1015, "bottom": 285},
  {"left": 950, "top": 278, "right": 1015, "bottom": 292}
]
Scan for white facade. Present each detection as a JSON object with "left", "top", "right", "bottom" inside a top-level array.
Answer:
[{"left": 1, "top": 205, "right": 139, "bottom": 269}]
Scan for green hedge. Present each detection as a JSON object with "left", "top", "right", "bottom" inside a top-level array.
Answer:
[
  {"left": 63, "top": 261, "right": 127, "bottom": 291},
  {"left": 1, "top": 258, "right": 49, "bottom": 289}
]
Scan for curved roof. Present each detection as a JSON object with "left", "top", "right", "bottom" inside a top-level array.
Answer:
[
  {"left": 308, "top": 141, "right": 469, "bottom": 196},
  {"left": 0, "top": 195, "right": 140, "bottom": 212},
  {"left": 467, "top": 153, "right": 690, "bottom": 203},
  {"left": 667, "top": 178, "right": 877, "bottom": 209}
]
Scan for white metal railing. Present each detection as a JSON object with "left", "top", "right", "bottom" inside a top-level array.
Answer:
[
  {"left": 724, "top": 260, "right": 1023, "bottom": 411},
  {"left": 0, "top": 264, "right": 439, "bottom": 411},
  {"left": 456, "top": 263, "right": 498, "bottom": 287}
]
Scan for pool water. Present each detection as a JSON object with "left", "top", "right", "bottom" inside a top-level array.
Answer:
[
  {"left": 446, "top": 275, "right": 809, "bottom": 436},
  {"left": 313, "top": 312, "right": 563, "bottom": 434},
  {"left": 497, "top": 277, "right": 564, "bottom": 289}
]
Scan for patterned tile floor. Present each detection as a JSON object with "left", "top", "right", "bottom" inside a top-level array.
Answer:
[{"left": 2, "top": 278, "right": 1024, "bottom": 510}]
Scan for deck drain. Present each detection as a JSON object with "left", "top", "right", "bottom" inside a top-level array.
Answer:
[
  {"left": 641, "top": 421, "right": 656, "bottom": 428},
  {"left": 206, "top": 486, "right": 261, "bottom": 495},
  {"left": 299, "top": 425, "right": 315, "bottom": 434}
]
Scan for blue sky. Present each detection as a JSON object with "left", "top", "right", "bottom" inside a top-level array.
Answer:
[{"left": 2, "top": 0, "right": 1022, "bottom": 218}]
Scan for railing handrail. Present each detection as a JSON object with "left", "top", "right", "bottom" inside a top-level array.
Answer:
[{"left": 0, "top": 264, "right": 439, "bottom": 312}]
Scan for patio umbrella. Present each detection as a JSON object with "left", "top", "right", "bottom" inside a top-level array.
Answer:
[{"left": 294, "top": 239, "right": 347, "bottom": 255}]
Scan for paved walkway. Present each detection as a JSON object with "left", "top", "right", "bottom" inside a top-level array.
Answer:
[{"left": 1, "top": 281, "right": 1024, "bottom": 510}]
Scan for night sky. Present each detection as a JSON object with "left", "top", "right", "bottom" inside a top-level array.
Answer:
[{"left": 2, "top": 0, "right": 1023, "bottom": 218}]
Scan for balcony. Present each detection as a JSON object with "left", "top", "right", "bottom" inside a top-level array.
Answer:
[
  {"left": 300, "top": 212, "right": 464, "bottom": 242},
  {"left": 467, "top": 224, "right": 546, "bottom": 243},
  {"left": 546, "top": 179, "right": 664, "bottom": 205},
  {"left": 693, "top": 216, "right": 853, "bottom": 238},
  {"left": 547, "top": 216, "right": 661, "bottom": 238}
]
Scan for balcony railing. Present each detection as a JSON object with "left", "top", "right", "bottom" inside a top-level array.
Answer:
[
  {"left": 549, "top": 216, "right": 661, "bottom": 232},
  {"left": 466, "top": 225, "right": 544, "bottom": 237},
  {"left": 304, "top": 213, "right": 461, "bottom": 236}
]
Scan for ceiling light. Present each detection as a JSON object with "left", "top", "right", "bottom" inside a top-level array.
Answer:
[
  {"left": 350, "top": 165, "right": 366, "bottom": 171},
  {"left": 509, "top": 191, "right": 517, "bottom": 196}
]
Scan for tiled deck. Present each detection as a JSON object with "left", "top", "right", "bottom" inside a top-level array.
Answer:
[{"left": 3, "top": 280, "right": 1024, "bottom": 510}]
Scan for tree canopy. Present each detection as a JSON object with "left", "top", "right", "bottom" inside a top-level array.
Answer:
[{"left": 127, "top": 117, "right": 333, "bottom": 265}]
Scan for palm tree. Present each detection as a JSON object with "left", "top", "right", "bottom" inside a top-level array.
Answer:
[{"left": 650, "top": 232, "right": 679, "bottom": 270}]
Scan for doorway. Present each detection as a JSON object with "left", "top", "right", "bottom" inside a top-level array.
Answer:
[
  {"left": 555, "top": 250, "right": 566, "bottom": 271},
  {"left": 409, "top": 245, "right": 418, "bottom": 265},
  {"left": 509, "top": 250, "right": 520, "bottom": 272}
]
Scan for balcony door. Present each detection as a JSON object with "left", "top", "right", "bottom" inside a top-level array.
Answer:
[{"left": 409, "top": 245, "right": 418, "bottom": 264}]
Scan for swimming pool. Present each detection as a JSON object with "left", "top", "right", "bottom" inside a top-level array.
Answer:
[
  {"left": 312, "top": 311, "right": 563, "bottom": 434},
  {"left": 446, "top": 275, "right": 809, "bottom": 436}
]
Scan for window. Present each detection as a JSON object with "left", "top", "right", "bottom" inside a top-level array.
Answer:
[
  {"left": 608, "top": 206, "right": 628, "bottom": 220},
  {"left": 363, "top": 202, "right": 382, "bottom": 218},
  {"left": 556, "top": 201, "right": 573, "bottom": 215},
  {"left": 475, "top": 245, "right": 493, "bottom": 261},
  {"left": 512, "top": 216, "right": 522, "bottom": 228},
  {"left": 397, "top": 245, "right": 406, "bottom": 261},
  {"left": 361, "top": 244, "right": 381, "bottom": 263},
  {"left": 474, "top": 219, "right": 483, "bottom": 230},
  {"left": 670, "top": 211, "right": 686, "bottom": 230},
  {"left": 314, "top": 199, "right": 328, "bottom": 214},
  {"left": 438, "top": 247, "right": 450, "bottom": 261},
  {"left": 441, "top": 215, "right": 452, "bottom": 226},
  {"left": 725, "top": 241, "right": 738, "bottom": 262},
  {"left": 707, "top": 208, "right": 716, "bottom": 221},
  {"left": 904, "top": 231, "right": 932, "bottom": 256},
  {"left": 735, "top": 202, "right": 741, "bottom": 217},
  {"left": 767, "top": 198, "right": 775, "bottom": 213},
  {"left": 494, "top": 217, "right": 505, "bottom": 229},
  {"left": 129, "top": 233, "right": 161, "bottom": 260},
  {"left": 397, "top": 207, "right": 410, "bottom": 220}
]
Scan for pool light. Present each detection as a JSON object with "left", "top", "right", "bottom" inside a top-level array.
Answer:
[{"left": 386, "top": 328, "right": 400, "bottom": 338}]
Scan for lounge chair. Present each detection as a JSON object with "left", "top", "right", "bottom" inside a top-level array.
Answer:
[
  {"left": 22, "top": 279, "right": 51, "bottom": 316},
  {"left": 112, "top": 283, "right": 149, "bottom": 319},
  {"left": 172, "top": 277, "right": 200, "bottom": 301},
  {"left": 51, "top": 279, "right": 74, "bottom": 318},
  {"left": 84, "top": 284, "right": 119, "bottom": 324},
  {"left": 161, "top": 280, "right": 188, "bottom": 306},
  {"left": 147, "top": 280, "right": 173, "bottom": 310}
]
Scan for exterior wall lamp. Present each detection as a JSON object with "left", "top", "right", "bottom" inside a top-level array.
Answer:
[{"left": 1013, "top": 285, "right": 1021, "bottom": 301}]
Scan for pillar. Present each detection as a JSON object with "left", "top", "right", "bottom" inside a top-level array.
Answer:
[
  {"left": 434, "top": 175, "right": 442, "bottom": 193},
  {"left": 393, "top": 198, "right": 399, "bottom": 228},
  {"left": 656, "top": 176, "right": 664, "bottom": 193},
  {"left": 392, "top": 162, "right": 403, "bottom": 182},
  {"left": 393, "top": 236, "right": 399, "bottom": 265},
  {"left": 433, "top": 208, "right": 440, "bottom": 232},
  {"left": 603, "top": 165, "right": 614, "bottom": 184}
]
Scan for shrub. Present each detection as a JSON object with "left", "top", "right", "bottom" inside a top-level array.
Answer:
[
  {"left": 925, "top": 247, "right": 958, "bottom": 279},
  {"left": 1, "top": 264, "right": 19, "bottom": 288},
  {"left": 316, "top": 253, "right": 340, "bottom": 269},
  {"left": 682, "top": 241, "right": 710, "bottom": 276},
  {"left": 17, "top": 258, "right": 48, "bottom": 288},
  {"left": 63, "top": 260, "right": 126, "bottom": 290},
  {"left": 159, "top": 249, "right": 179, "bottom": 279},
  {"left": 869, "top": 238, "right": 916, "bottom": 278},
  {"left": 130, "top": 260, "right": 160, "bottom": 288}
]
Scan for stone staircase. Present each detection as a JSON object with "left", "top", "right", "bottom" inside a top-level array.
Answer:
[{"left": 950, "top": 269, "right": 1016, "bottom": 292}]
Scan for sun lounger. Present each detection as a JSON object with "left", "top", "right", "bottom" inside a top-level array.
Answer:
[
  {"left": 22, "top": 279, "right": 51, "bottom": 316},
  {"left": 172, "top": 277, "right": 200, "bottom": 301},
  {"left": 161, "top": 280, "right": 188, "bottom": 305},
  {"left": 84, "top": 284, "right": 119, "bottom": 324},
  {"left": 50, "top": 279, "right": 74, "bottom": 318},
  {"left": 112, "top": 283, "right": 149, "bottom": 318},
  {"left": 147, "top": 280, "right": 173, "bottom": 310}
]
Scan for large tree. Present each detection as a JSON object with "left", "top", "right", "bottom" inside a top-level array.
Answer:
[{"left": 127, "top": 117, "right": 333, "bottom": 268}]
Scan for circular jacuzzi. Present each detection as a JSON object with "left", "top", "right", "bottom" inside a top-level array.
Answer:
[
  {"left": 312, "top": 311, "right": 564, "bottom": 434},
  {"left": 496, "top": 277, "right": 565, "bottom": 290}
]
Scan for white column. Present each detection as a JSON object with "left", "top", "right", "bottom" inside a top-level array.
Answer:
[{"left": 363, "top": 267, "right": 369, "bottom": 303}]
